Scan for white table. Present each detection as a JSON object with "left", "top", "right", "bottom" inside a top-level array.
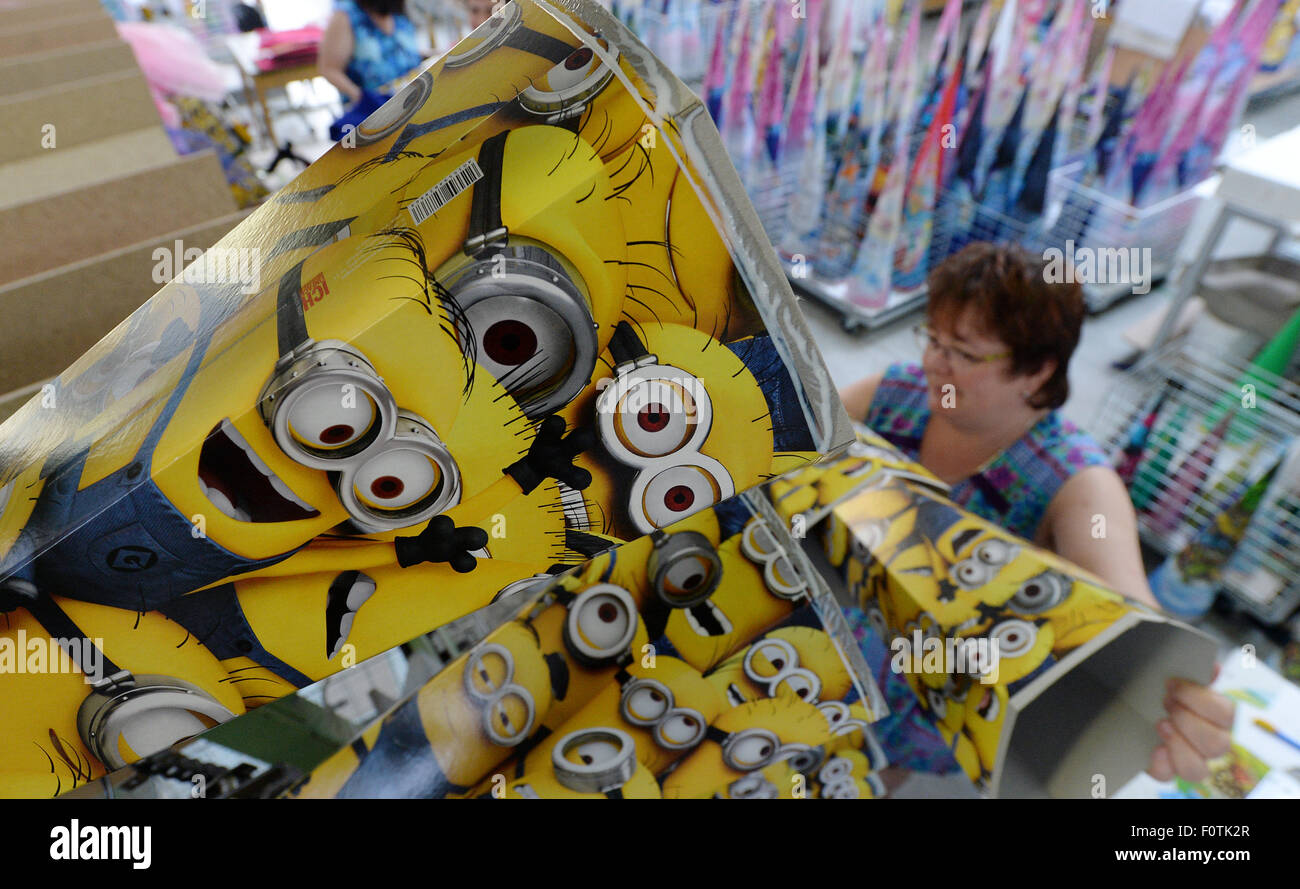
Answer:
[{"left": 1146, "top": 125, "right": 1300, "bottom": 354}]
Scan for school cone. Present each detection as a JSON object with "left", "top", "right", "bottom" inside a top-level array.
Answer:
[
  {"left": 1132, "top": 402, "right": 1190, "bottom": 512},
  {"left": 1153, "top": 456, "right": 1279, "bottom": 618},
  {"left": 1147, "top": 412, "right": 1234, "bottom": 538},
  {"left": 1115, "top": 389, "right": 1172, "bottom": 487}
]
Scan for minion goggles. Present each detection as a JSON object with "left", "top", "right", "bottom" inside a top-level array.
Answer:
[
  {"left": 258, "top": 262, "right": 462, "bottom": 533},
  {"left": 596, "top": 322, "right": 735, "bottom": 535}
]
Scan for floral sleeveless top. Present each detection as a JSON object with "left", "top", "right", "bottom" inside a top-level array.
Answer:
[
  {"left": 864, "top": 362, "right": 1109, "bottom": 542},
  {"left": 337, "top": 1, "right": 423, "bottom": 93}
]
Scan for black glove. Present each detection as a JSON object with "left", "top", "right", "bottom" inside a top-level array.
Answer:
[
  {"left": 394, "top": 515, "right": 489, "bottom": 572},
  {"left": 503, "top": 415, "right": 594, "bottom": 495}
]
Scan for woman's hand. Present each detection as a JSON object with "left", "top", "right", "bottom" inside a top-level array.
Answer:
[{"left": 1148, "top": 676, "right": 1235, "bottom": 784}]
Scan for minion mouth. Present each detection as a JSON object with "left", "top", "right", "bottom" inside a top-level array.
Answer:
[
  {"left": 684, "top": 600, "right": 731, "bottom": 637},
  {"left": 726, "top": 683, "right": 747, "bottom": 707},
  {"left": 976, "top": 688, "right": 999, "bottom": 721},
  {"left": 326, "top": 571, "right": 376, "bottom": 659},
  {"left": 198, "top": 419, "right": 319, "bottom": 523}
]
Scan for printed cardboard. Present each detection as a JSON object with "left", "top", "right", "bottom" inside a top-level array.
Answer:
[
  {"left": 0, "top": 0, "right": 850, "bottom": 797},
  {"left": 816, "top": 466, "right": 1217, "bottom": 798},
  {"left": 287, "top": 493, "right": 886, "bottom": 800}
]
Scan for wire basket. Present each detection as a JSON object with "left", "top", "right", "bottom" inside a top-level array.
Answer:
[{"left": 1093, "top": 343, "right": 1300, "bottom": 625}]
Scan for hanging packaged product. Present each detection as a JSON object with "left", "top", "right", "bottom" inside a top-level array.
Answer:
[{"left": 0, "top": 0, "right": 854, "bottom": 798}]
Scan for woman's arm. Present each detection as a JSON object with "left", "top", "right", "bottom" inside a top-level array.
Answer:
[
  {"left": 318, "top": 10, "right": 362, "bottom": 104},
  {"left": 839, "top": 372, "right": 884, "bottom": 425},
  {"left": 1039, "top": 465, "right": 1159, "bottom": 609}
]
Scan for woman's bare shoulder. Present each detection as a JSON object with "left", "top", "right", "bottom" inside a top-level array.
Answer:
[{"left": 839, "top": 372, "right": 886, "bottom": 422}]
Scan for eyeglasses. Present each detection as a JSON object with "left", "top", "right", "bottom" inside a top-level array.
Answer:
[{"left": 913, "top": 324, "right": 1011, "bottom": 369}]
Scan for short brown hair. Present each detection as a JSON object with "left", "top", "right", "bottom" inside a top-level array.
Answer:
[{"left": 925, "top": 242, "right": 1084, "bottom": 410}]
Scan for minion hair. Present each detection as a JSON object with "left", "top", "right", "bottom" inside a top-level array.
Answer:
[
  {"left": 336, "top": 149, "right": 430, "bottom": 187},
  {"left": 605, "top": 138, "right": 653, "bottom": 202},
  {"left": 366, "top": 226, "right": 478, "bottom": 399},
  {"left": 604, "top": 257, "right": 678, "bottom": 289},
  {"left": 581, "top": 106, "right": 614, "bottom": 155}
]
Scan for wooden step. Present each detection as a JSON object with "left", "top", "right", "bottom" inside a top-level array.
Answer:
[{"left": 0, "top": 209, "right": 252, "bottom": 396}]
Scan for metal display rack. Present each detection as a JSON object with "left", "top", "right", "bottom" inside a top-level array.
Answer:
[
  {"left": 1094, "top": 343, "right": 1300, "bottom": 625},
  {"left": 768, "top": 159, "right": 1204, "bottom": 333}
]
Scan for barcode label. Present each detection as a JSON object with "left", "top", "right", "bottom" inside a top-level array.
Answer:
[{"left": 408, "top": 159, "right": 484, "bottom": 225}]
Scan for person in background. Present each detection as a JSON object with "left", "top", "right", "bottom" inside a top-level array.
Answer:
[
  {"left": 839, "top": 242, "right": 1234, "bottom": 786},
  {"left": 318, "top": 0, "right": 425, "bottom": 142},
  {"left": 461, "top": 0, "right": 499, "bottom": 29}
]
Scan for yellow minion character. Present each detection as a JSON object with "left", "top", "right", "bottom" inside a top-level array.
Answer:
[
  {"left": 979, "top": 617, "right": 1055, "bottom": 687},
  {"left": 818, "top": 701, "right": 877, "bottom": 757},
  {"left": 296, "top": 619, "right": 560, "bottom": 798},
  {"left": 519, "top": 576, "right": 652, "bottom": 732},
  {"left": 660, "top": 696, "right": 832, "bottom": 799},
  {"left": 559, "top": 321, "right": 775, "bottom": 539},
  {"left": 812, "top": 749, "right": 886, "bottom": 799},
  {"left": 494, "top": 654, "right": 724, "bottom": 783},
  {"left": 705, "top": 626, "right": 852, "bottom": 710},
  {"left": 0, "top": 595, "right": 243, "bottom": 797},
  {"left": 662, "top": 534, "right": 800, "bottom": 674},
  {"left": 491, "top": 727, "right": 661, "bottom": 799},
  {"left": 962, "top": 681, "right": 1009, "bottom": 776},
  {"left": 994, "top": 565, "right": 1131, "bottom": 655}
]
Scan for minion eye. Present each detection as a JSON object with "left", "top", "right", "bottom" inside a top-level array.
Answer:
[
  {"left": 519, "top": 42, "right": 618, "bottom": 117},
  {"left": 821, "top": 780, "right": 861, "bottom": 800},
  {"left": 447, "top": 245, "right": 597, "bottom": 418},
  {"left": 335, "top": 413, "right": 461, "bottom": 532},
  {"left": 818, "top": 756, "right": 854, "bottom": 784},
  {"left": 775, "top": 669, "right": 821, "bottom": 702},
  {"left": 727, "top": 773, "right": 778, "bottom": 799},
  {"left": 989, "top": 619, "right": 1037, "bottom": 659},
  {"left": 662, "top": 554, "right": 715, "bottom": 602},
  {"left": 350, "top": 448, "right": 442, "bottom": 511},
  {"left": 464, "top": 646, "right": 513, "bottom": 699},
  {"left": 485, "top": 691, "right": 533, "bottom": 746},
  {"left": 285, "top": 383, "right": 378, "bottom": 452},
  {"left": 353, "top": 71, "right": 432, "bottom": 145},
  {"left": 551, "top": 728, "right": 637, "bottom": 794},
  {"left": 723, "top": 729, "right": 780, "bottom": 771},
  {"left": 744, "top": 638, "right": 798, "bottom": 681},
  {"left": 640, "top": 464, "right": 724, "bottom": 528},
  {"left": 611, "top": 379, "right": 702, "bottom": 458},
  {"left": 621, "top": 681, "right": 671, "bottom": 724},
  {"left": 564, "top": 584, "right": 638, "bottom": 665},
  {"left": 818, "top": 700, "right": 850, "bottom": 731},
  {"left": 563, "top": 737, "right": 622, "bottom": 767},
  {"left": 974, "top": 539, "right": 1014, "bottom": 566},
  {"left": 471, "top": 301, "right": 576, "bottom": 402},
  {"left": 656, "top": 711, "right": 706, "bottom": 749},
  {"left": 1010, "top": 572, "right": 1069, "bottom": 614},
  {"left": 782, "top": 744, "right": 825, "bottom": 774},
  {"left": 543, "top": 47, "right": 600, "bottom": 90},
  {"left": 953, "top": 559, "right": 990, "bottom": 590}
]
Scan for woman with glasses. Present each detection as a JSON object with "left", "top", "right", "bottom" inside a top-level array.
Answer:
[{"left": 839, "top": 242, "right": 1233, "bottom": 788}]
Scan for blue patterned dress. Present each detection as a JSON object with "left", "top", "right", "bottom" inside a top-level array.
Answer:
[{"left": 337, "top": 0, "right": 423, "bottom": 93}]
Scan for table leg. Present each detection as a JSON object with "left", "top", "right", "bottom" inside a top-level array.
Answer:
[{"left": 1141, "top": 201, "right": 1233, "bottom": 361}]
